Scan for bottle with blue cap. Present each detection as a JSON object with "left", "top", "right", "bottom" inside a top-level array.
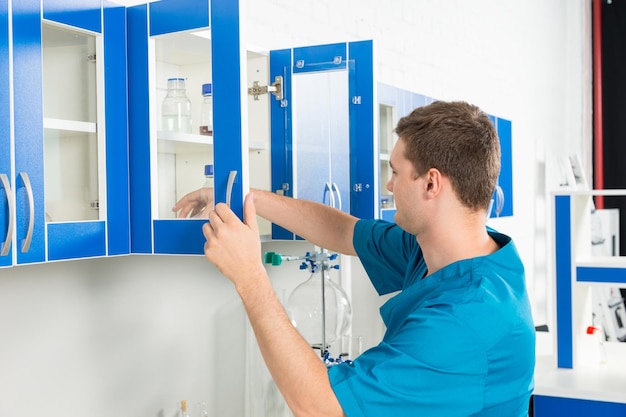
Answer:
[
  {"left": 202, "top": 164, "right": 214, "bottom": 189},
  {"left": 161, "top": 77, "right": 192, "bottom": 133},
  {"left": 199, "top": 83, "right": 213, "bottom": 136}
]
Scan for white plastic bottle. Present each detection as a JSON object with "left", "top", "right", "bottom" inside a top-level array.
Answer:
[
  {"left": 199, "top": 83, "right": 213, "bottom": 136},
  {"left": 161, "top": 77, "right": 192, "bottom": 133}
]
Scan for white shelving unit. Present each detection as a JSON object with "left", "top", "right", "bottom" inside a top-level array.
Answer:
[{"left": 534, "top": 190, "right": 626, "bottom": 414}]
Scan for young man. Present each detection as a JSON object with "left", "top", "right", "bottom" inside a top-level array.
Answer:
[{"left": 174, "top": 100, "right": 535, "bottom": 417}]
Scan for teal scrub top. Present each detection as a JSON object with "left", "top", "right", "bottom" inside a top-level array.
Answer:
[{"left": 328, "top": 219, "right": 535, "bottom": 417}]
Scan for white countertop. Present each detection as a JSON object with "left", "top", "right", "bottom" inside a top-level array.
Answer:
[{"left": 534, "top": 346, "right": 626, "bottom": 404}]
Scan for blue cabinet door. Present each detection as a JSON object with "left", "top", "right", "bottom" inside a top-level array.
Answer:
[
  {"left": 11, "top": 0, "right": 129, "bottom": 264},
  {"left": 270, "top": 41, "right": 375, "bottom": 240},
  {"left": 45, "top": 2, "right": 129, "bottom": 261},
  {"left": 12, "top": 0, "right": 46, "bottom": 264},
  {"left": 377, "top": 83, "right": 432, "bottom": 222},
  {"left": 128, "top": 0, "right": 245, "bottom": 255},
  {"left": 491, "top": 116, "right": 513, "bottom": 218},
  {"left": 0, "top": 0, "right": 11, "bottom": 267},
  {"left": 47, "top": 2, "right": 130, "bottom": 261},
  {"left": 102, "top": 2, "right": 130, "bottom": 257},
  {"left": 376, "top": 84, "right": 513, "bottom": 222}
]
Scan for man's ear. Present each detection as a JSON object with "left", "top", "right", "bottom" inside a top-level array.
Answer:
[{"left": 425, "top": 168, "right": 443, "bottom": 196}]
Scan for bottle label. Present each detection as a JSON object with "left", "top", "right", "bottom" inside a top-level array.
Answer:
[{"left": 199, "top": 126, "right": 213, "bottom": 136}]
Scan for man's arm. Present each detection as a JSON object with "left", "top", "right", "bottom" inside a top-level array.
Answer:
[
  {"left": 251, "top": 189, "right": 358, "bottom": 256},
  {"left": 203, "top": 195, "right": 345, "bottom": 417},
  {"left": 173, "top": 188, "right": 358, "bottom": 256}
]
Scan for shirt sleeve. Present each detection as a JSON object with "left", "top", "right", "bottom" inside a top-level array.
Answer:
[
  {"left": 352, "top": 219, "right": 419, "bottom": 295},
  {"left": 328, "top": 307, "right": 488, "bottom": 417}
]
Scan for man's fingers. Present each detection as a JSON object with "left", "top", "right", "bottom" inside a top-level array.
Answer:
[
  {"left": 214, "top": 202, "right": 238, "bottom": 223},
  {"left": 243, "top": 193, "right": 259, "bottom": 234}
]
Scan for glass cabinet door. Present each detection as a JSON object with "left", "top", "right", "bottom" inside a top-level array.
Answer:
[
  {"left": 376, "top": 83, "right": 431, "bottom": 222},
  {"left": 269, "top": 41, "right": 376, "bottom": 240},
  {"left": 42, "top": 23, "right": 100, "bottom": 225},
  {"left": 44, "top": 3, "right": 130, "bottom": 261},
  {"left": 11, "top": 0, "right": 129, "bottom": 265},
  {"left": 128, "top": 0, "right": 247, "bottom": 255}
]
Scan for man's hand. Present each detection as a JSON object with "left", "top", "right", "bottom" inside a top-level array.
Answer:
[
  {"left": 203, "top": 193, "right": 266, "bottom": 289},
  {"left": 172, "top": 187, "right": 215, "bottom": 218}
]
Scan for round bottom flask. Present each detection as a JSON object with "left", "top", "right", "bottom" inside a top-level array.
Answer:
[{"left": 286, "top": 267, "right": 352, "bottom": 353}]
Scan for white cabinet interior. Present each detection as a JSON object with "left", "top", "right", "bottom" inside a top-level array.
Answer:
[{"left": 42, "top": 23, "right": 103, "bottom": 223}]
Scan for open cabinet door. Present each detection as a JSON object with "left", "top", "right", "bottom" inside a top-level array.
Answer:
[
  {"left": 269, "top": 41, "right": 376, "bottom": 240},
  {"left": 127, "top": 0, "right": 246, "bottom": 255}
]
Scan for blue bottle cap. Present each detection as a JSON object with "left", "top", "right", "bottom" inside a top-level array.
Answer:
[
  {"left": 202, "top": 83, "right": 212, "bottom": 95},
  {"left": 167, "top": 78, "right": 186, "bottom": 89},
  {"left": 204, "top": 164, "right": 214, "bottom": 176}
]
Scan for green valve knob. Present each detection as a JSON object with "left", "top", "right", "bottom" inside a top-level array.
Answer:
[
  {"left": 263, "top": 252, "right": 275, "bottom": 264},
  {"left": 263, "top": 252, "right": 283, "bottom": 266}
]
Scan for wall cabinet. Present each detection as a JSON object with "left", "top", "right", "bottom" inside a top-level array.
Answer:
[
  {"left": 377, "top": 83, "right": 432, "bottom": 222},
  {"left": 127, "top": 3, "right": 377, "bottom": 249},
  {"left": 376, "top": 83, "right": 513, "bottom": 222},
  {"left": 269, "top": 41, "right": 376, "bottom": 240},
  {"left": 1, "top": 0, "right": 129, "bottom": 268}
]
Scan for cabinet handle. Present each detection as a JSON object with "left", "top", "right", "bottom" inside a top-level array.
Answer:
[
  {"left": 0, "top": 173, "right": 14, "bottom": 256},
  {"left": 323, "top": 182, "right": 336, "bottom": 208},
  {"left": 494, "top": 184, "right": 505, "bottom": 217},
  {"left": 226, "top": 170, "right": 238, "bottom": 208},
  {"left": 19, "top": 172, "right": 34, "bottom": 253},
  {"left": 331, "top": 182, "right": 342, "bottom": 211}
]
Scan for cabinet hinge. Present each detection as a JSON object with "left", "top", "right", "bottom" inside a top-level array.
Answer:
[{"left": 248, "top": 75, "right": 283, "bottom": 101}]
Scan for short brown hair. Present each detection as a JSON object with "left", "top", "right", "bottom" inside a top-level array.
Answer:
[{"left": 395, "top": 100, "right": 500, "bottom": 211}]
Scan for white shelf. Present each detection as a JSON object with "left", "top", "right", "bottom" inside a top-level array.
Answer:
[
  {"left": 554, "top": 189, "right": 626, "bottom": 197},
  {"left": 577, "top": 256, "right": 626, "bottom": 268},
  {"left": 158, "top": 130, "right": 212, "bottom": 145},
  {"left": 157, "top": 130, "right": 267, "bottom": 152},
  {"left": 43, "top": 118, "right": 97, "bottom": 133}
]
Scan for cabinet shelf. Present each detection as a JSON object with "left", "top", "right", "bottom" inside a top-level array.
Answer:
[
  {"left": 43, "top": 118, "right": 97, "bottom": 133},
  {"left": 157, "top": 130, "right": 266, "bottom": 153},
  {"left": 577, "top": 256, "right": 626, "bottom": 268}
]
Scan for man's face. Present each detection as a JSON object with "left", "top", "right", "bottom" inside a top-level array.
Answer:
[{"left": 386, "top": 139, "right": 423, "bottom": 232}]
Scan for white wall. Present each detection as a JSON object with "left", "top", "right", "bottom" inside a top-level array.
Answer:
[{"left": 0, "top": 1, "right": 589, "bottom": 416}]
